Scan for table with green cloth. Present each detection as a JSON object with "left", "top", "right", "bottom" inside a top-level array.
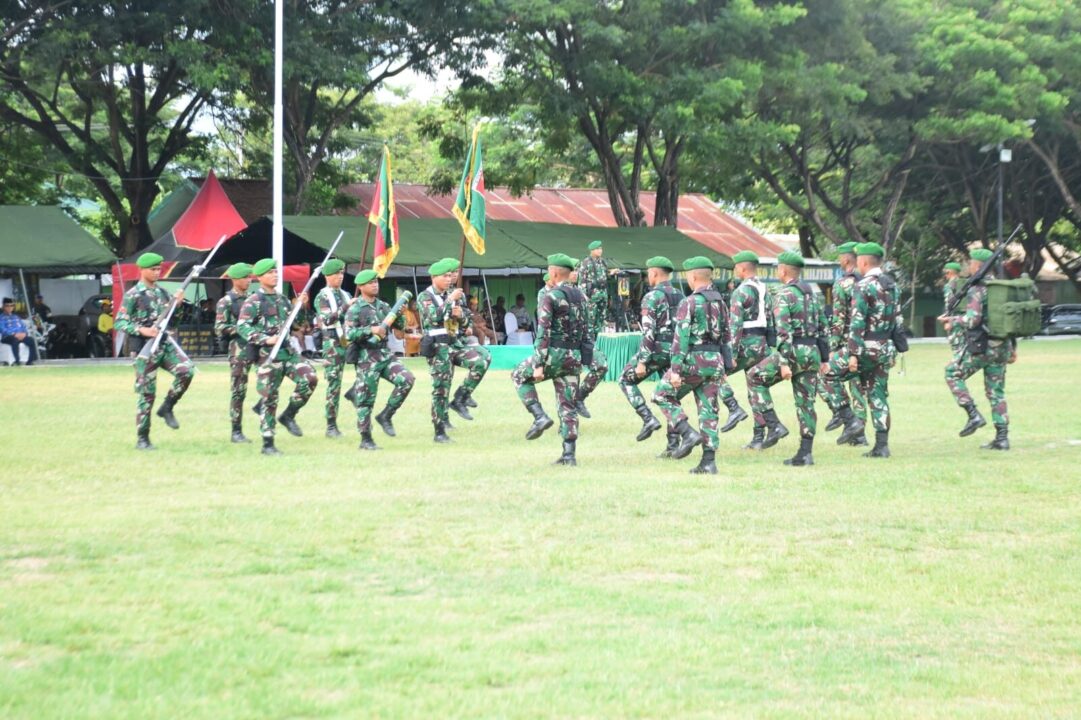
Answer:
[
  {"left": 596, "top": 332, "right": 646, "bottom": 382},
  {"left": 487, "top": 344, "right": 535, "bottom": 370}
]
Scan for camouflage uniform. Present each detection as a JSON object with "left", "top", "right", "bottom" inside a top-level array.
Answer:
[
  {"left": 575, "top": 255, "right": 609, "bottom": 336},
  {"left": 343, "top": 296, "right": 415, "bottom": 435},
  {"left": 214, "top": 288, "right": 251, "bottom": 430},
  {"left": 847, "top": 269, "right": 901, "bottom": 433},
  {"left": 945, "top": 281, "right": 1011, "bottom": 427},
  {"left": 819, "top": 270, "right": 868, "bottom": 421},
  {"left": 652, "top": 286, "right": 729, "bottom": 450},
  {"left": 944, "top": 276, "right": 966, "bottom": 358},
  {"left": 314, "top": 286, "right": 352, "bottom": 428},
  {"left": 726, "top": 276, "right": 774, "bottom": 432},
  {"left": 747, "top": 280, "right": 826, "bottom": 439},
  {"left": 576, "top": 291, "right": 609, "bottom": 406},
  {"left": 237, "top": 287, "right": 318, "bottom": 438},
  {"left": 619, "top": 280, "right": 682, "bottom": 414},
  {"left": 115, "top": 281, "right": 194, "bottom": 436},
  {"left": 512, "top": 282, "right": 586, "bottom": 440},
  {"left": 417, "top": 286, "right": 491, "bottom": 427}
]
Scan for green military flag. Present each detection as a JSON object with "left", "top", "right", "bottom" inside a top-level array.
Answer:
[{"left": 451, "top": 124, "right": 486, "bottom": 255}]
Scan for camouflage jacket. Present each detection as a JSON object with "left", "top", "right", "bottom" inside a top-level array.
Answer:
[
  {"left": 343, "top": 296, "right": 405, "bottom": 359},
  {"left": 636, "top": 280, "right": 683, "bottom": 363},
  {"left": 417, "top": 286, "right": 454, "bottom": 332},
  {"left": 943, "top": 276, "right": 962, "bottom": 314},
  {"left": 575, "top": 255, "right": 608, "bottom": 297},
  {"left": 236, "top": 286, "right": 299, "bottom": 362},
  {"left": 670, "top": 286, "right": 728, "bottom": 371},
  {"left": 533, "top": 282, "right": 588, "bottom": 368},
  {"left": 114, "top": 281, "right": 172, "bottom": 336},
  {"left": 954, "top": 281, "right": 989, "bottom": 331},
  {"left": 829, "top": 271, "right": 861, "bottom": 349},
  {"left": 774, "top": 280, "right": 827, "bottom": 367},
  {"left": 536, "top": 285, "right": 551, "bottom": 309},
  {"left": 847, "top": 269, "right": 901, "bottom": 355},
  {"left": 727, "top": 276, "right": 773, "bottom": 347},
  {"left": 214, "top": 289, "right": 249, "bottom": 356},
  {"left": 314, "top": 286, "right": 352, "bottom": 338}
]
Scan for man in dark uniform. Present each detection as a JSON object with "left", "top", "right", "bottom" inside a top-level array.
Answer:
[{"left": 214, "top": 262, "right": 254, "bottom": 443}]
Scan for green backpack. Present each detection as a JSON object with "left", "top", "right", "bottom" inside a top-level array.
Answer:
[{"left": 985, "top": 277, "right": 1041, "bottom": 340}]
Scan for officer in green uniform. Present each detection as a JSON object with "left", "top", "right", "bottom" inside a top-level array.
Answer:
[
  {"left": 114, "top": 252, "right": 195, "bottom": 450},
  {"left": 818, "top": 241, "right": 868, "bottom": 445},
  {"left": 236, "top": 258, "right": 318, "bottom": 455},
  {"left": 343, "top": 269, "right": 415, "bottom": 450},
  {"left": 513, "top": 253, "right": 588, "bottom": 466},
  {"left": 725, "top": 250, "right": 773, "bottom": 450},
  {"left": 846, "top": 242, "right": 901, "bottom": 458},
  {"left": 214, "top": 262, "right": 254, "bottom": 443},
  {"left": 313, "top": 258, "right": 352, "bottom": 438},
  {"left": 940, "top": 261, "right": 965, "bottom": 360},
  {"left": 574, "top": 241, "right": 611, "bottom": 417},
  {"left": 746, "top": 251, "right": 828, "bottom": 466},
  {"left": 652, "top": 256, "right": 732, "bottom": 474}
]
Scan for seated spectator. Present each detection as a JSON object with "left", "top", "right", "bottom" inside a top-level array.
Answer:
[
  {"left": 97, "top": 299, "right": 115, "bottom": 336},
  {"left": 1, "top": 297, "right": 37, "bottom": 365},
  {"left": 400, "top": 298, "right": 422, "bottom": 356},
  {"left": 492, "top": 296, "right": 507, "bottom": 340},
  {"left": 510, "top": 294, "right": 532, "bottom": 332},
  {"left": 468, "top": 297, "right": 497, "bottom": 345},
  {"left": 33, "top": 294, "right": 51, "bottom": 322}
]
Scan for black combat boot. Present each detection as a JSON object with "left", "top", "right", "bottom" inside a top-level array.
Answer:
[
  {"left": 744, "top": 425, "right": 766, "bottom": 450},
  {"left": 433, "top": 422, "right": 452, "bottom": 443},
  {"left": 783, "top": 436, "right": 814, "bottom": 466},
  {"left": 375, "top": 407, "right": 397, "bottom": 437},
  {"left": 231, "top": 423, "right": 250, "bottom": 444},
  {"left": 689, "top": 448, "right": 717, "bottom": 474},
  {"left": 863, "top": 430, "right": 890, "bottom": 458},
  {"left": 825, "top": 408, "right": 845, "bottom": 432},
  {"left": 671, "top": 419, "right": 703, "bottom": 460},
  {"left": 576, "top": 389, "right": 592, "bottom": 419},
  {"left": 464, "top": 392, "right": 478, "bottom": 409},
  {"left": 325, "top": 422, "right": 342, "bottom": 438},
  {"left": 835, "top": 406, "right": 865, "bottom": 446},
  {"left": 251, "top": 400, "right": 263, "bottom": 417},
  {"left": 261, "top": 436, "right": 282, "bottom": 456},
  {"left": 720, "top": 397, "right": 748, "bottom": 433},
  {"left": 761, "top": 410, "right": 790, "bottom": 449},
  {"left": 959, "top": 403, "right": 987, "bottom": 437},
  {"left": 359, "top": 431, "right": 379, "bottom": 451},
  {"left": 846, "top": 430, "right": 869, "bottom": 447},
  {"left": 525, "top": 401, "right": 554, "bottom": 440},
  {"left": 553, "top": 440, "right": 577, "bottom": 466},
  {"left": 981, "top": 424, "right": 1009, "bottom": 450},
  {"left": 135, "top": 431, "right": 155, "bottom": 451},
  {"left": 635, "top": 406, "right": 663, "bottom": 442},
  {"left": 657, "top": 431, "right": 679, "bottom": 459},
  {"left": 156, "top": 397, "right": 180, "bottom": 430},
  {"left": 449, "top": 387, "right": 474, "bottom": 421},
  {"left": 278, "top": 406, "right": 303, "bottom": 437},
  {"left": 343, "top": 385, "right": 357, "bottom": 407}
]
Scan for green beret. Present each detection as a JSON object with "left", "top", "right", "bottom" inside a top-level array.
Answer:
[
  {"left": 568, "top": 258, "right": 579, "bottom": 267},
  {"left": 776, "top": 251, "right": 805, "bottom": 268},
  {"left": 225, "top": 262, "right": 252, "bottom": 280},
  {"left": 543, "top": 272, "right": 550, "bottom": 282},
  {"left": 252, "top": 258, "right": 277, "bottom": 276},
  {"left": 856, "top": 242, "right": 885, "bottom": 258},
  {"left": 731, "top": 250, "right": 759, "bottom": 265},
  {"left": 428, "top": 257, "right": 461, "bottom": 276},
  {"left": 355, "top": 269, "right": 378, "bottom": 285},
  {"left": 322, "top": 258, "right": 345, "bottom": 275},
  {"left": 646, "top": 255, "right": 675, "bottom": 271},
  {"left": 682, "top": 256, "right": 715, "bottom": 271},
  {"left": 547, "top": 253, "right": 576, "bottom": 270},
  {"left": 136, "top": 252, "right": 164, "bottom": 269},
  {"left": 943, "top": 262, "right": 962, "bottom": 272},
  {"left": 588, "top": 241, "right": 603, "bottom": 251},
  {"left": 836, "top": 242, "right": 859, "bottom": 255},
  {"left": 970, "top": 248, "right": 994, "bottom": 262}
]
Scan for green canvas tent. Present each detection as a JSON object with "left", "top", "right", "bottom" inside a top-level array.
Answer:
[{"left": 0, "top": 206, "right": 117, "bottom": 273}]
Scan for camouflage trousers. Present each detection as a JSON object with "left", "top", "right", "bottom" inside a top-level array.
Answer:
[
  {"left": 428, "top": 342, "right": 491, "bottom": 425},
  {"left": 747, "top": 352, "right": 819, "bottom": 438},
  {"left": 578, "top": 346, "right": 608, "bottom": 401},
  {"left": 618, "top": 354, "right": 670, "bottom": 411},
  {"left": 255, "top": 357, "right": 318, "bottom": 438},
  {"left": 819, "top": 347, "right": 868, "bottom": 420},
  {"left": 133, "top": 337, "right": 194, "bottom": 434},
  {"left": 852, "top": 352, "right": 892, "bottom": 432},
  {"left": 588, "top": 291, "right": 607, "bottom": 337},
  {"left": 512, "top": 350, "right": 582, "bottom": 440},
  {"left": 321, "top": 338, "right": 349, "bottom": 425},
  {"left": 945, "top": 341, "right": 1010, "bottom": 426},
  {"left": 720, "top": 337, "right": 771, "bottom": 409},
  {"left": 350, "top": 352, "right": 415, "bottom": 434},
  {"left": 652, "top": 352, "right": 724, "bottom": 450},
  {"left": 227, "top": 340, "right": 253, "bottom": 428}
]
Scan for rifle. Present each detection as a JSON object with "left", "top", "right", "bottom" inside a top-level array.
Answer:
[
  {"left": 943, "top": 224, "right": 1023, "bottom": 317},
  {"left": 138, "top": 234, "right": 228, "bottom": 359},
  {"left": 262, "top": 231, "right": 344, "bottom": 368}
]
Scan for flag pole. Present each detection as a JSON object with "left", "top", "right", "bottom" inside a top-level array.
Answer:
[
  {"left": 456, "top": 236, "right": 467, "bottom": 289},
  {"left": 358, "top": 223, "right": 373, "bottom": 272},
  {"left": 272, "top": 0, "right": 284, "bottom": 292}
]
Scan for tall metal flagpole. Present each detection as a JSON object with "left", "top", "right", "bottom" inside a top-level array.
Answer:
[{"left": 272, "top": 0, "right": 284, "bottom": 291}]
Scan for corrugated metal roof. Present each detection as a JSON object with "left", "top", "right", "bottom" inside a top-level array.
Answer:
[{"left": 339, "top": 184, "right": 785, "bottom": 258}]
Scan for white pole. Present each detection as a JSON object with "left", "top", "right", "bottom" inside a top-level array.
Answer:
[{"left": 272, "top": 0, "right": 284, "bottom": 291}]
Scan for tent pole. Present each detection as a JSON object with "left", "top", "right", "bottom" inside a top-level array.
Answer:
[
  {"left": 272, "top": 0, "right": 284, "bottom": 292},
  {"left": 480, "top": 268, "right": 495, "bottom": 344},
  {"left": 113, "top": 262, "right": 127, "bottom": 357},
  {"left": 411, "top": 266, "right": 420, "bottom": 297},
  {"left": 17, "top": 268, "right": 42, "bottom": 361}
]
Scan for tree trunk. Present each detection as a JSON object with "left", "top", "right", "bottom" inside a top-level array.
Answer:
[{"left": 798, "top": 224, "right": 818, "bottom": 257}]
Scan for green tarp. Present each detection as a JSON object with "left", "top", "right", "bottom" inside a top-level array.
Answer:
[{"left": 0, "top": 206, "right": 117, "bottom": 273}]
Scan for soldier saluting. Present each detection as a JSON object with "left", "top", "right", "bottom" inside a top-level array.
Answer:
[
  {"left": 342, "top": 269, "right": 416, "bottom": 451},
  {"left": 313, "top": 258, "right": 351, "bottom": 438},
  {"left": 236, "top": 258, "right": 319, "bottom": 455},
  {"left": 214, "top": 262, "right": 254, "bottom": 443},
  {"left": 114, "top": 252, "right": 194, "bottom": 450}
]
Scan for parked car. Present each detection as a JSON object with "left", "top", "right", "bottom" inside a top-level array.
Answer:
[{"left": 1038, "top": 304, "right": 1081, "bottom": 336}]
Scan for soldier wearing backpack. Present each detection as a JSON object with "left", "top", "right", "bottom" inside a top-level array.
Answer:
[{"left": 943, "top": 248, "right": 1020, "bottom": 451}]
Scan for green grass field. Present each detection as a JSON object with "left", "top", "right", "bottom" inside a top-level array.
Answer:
[{"left": 2, "top": 341, "right": 1080, "bottom": 718}]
